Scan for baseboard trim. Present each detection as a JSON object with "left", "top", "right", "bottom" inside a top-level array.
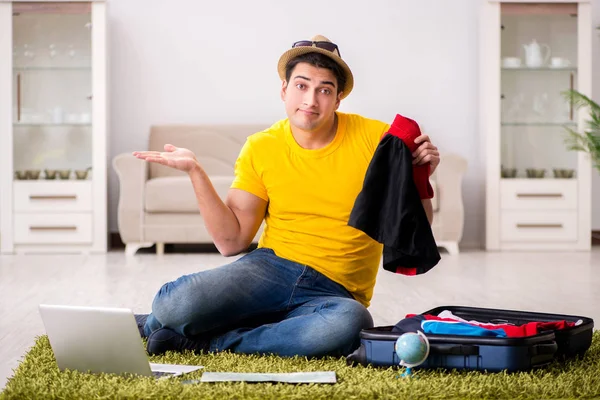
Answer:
[
  {"left": 109, "top": 231, "right": 600, "bottom": 251},
  {"left": 463, "top": 233, "right": 600, "bottom": 248},
  {"left": 108, "top": 233, "right": 252, "bottom": 253}
]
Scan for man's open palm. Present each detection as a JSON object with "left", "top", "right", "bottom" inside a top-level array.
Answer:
[{"left": 133, "top": 144, "right": 198, "bottom": 173}]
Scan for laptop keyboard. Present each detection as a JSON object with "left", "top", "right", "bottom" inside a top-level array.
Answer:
[{"left": 152, "top": 370, "right": 177, "bottom": 378}]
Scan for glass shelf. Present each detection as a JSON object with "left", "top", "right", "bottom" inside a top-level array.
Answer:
[
  {"left": 501, "top": 122, "right": 577, "bottom": 127},
  {"left": 12, "top": 178, "right": 91, "bottom": 182},
  {"left": 501, "top": 67, "right": 577, "bottom": 72},
  {"left": 500, "top": 177, "right": 576, "bottom": 181},
  {"left": 13, "top": 66, "right": 91, "bottom": 71},
  {"left": 13, "top": 123, "right": 91, "bottom": 127}
]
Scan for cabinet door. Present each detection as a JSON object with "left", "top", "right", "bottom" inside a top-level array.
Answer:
[
  {"left": 12, "top": 2, "right": 93, "bottom": 183},
  {"left": 499, "top": 3, "right": 579, "bottom": 181}
]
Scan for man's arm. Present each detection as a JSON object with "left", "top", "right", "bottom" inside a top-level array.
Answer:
[
  {"left": 133, "top": 144, "right": 267, "bottom": 257},
  {"left": 411, "top": 134, "right": 437, "bottom": 226},
  {"left": 188, "top": 165, "right": 267, "bottom": 256},
  {"left": 422, "top": 198, "right": 433, "bottom": 225}
]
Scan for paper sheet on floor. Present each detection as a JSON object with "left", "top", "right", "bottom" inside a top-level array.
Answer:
[
  {"left": 149, "top": 362, "right": 203, "bottom": 374},
  {"left": 196, "top": 371, "right": 337, "bottom": 384}
]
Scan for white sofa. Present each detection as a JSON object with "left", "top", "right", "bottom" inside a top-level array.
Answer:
[
  {"left": 428, "top": 153, "right": 468, "bottom": 255},
  {"left": 113, "top": 125, "right": 467, "bottom": 256}
]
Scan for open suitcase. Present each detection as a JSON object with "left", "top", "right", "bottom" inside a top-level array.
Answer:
[{"left": 346, "top": 306, "right": 594, "bottom": 372}]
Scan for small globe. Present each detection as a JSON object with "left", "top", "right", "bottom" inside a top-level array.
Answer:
[{"left": 394, "top": 331, "right": 430, "bottom": 367}]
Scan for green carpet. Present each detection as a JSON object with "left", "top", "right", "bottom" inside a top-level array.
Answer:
[{"left": 2, "top": 333, "right": 600, "bottom": 400}]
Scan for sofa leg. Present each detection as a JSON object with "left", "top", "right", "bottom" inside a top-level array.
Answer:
[
  {"left": 156, "top": 242, "right": 165, "bottom": 256},
  {"left": 125, "top": 243, "right": 154, "bottom": 256},
  {"left": 438, "top": 241, "right": 459, "bottom": 255}
]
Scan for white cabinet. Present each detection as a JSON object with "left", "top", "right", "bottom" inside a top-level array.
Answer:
[
  {"left": 0, "top": 0, "right": 107, "bottom": 254},
  {"left": 480, "top": 0, "right": 593, "bottom": 251}
]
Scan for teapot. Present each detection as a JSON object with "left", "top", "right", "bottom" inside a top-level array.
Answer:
[{"left": 523, "top": 39, "right": 551, "bottom": 68}]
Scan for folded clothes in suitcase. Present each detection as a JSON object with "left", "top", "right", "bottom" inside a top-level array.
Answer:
[{"left": 347, "top": 306, "right": 594, "bottom": 372}]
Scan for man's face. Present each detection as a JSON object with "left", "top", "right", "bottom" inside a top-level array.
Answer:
[{"left": 281, "top": 62, "right": 342, "bottom": 133}]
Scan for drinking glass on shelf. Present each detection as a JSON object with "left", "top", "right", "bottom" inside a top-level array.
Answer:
[
  {"left": 504, "top": 93, "right": 525, "bottom": 122},
  {"left": 48, "top": 44, "right": 58, "bottom": 58},
  {"left": 22, "top": 44, "right": 36, "bottom": 65},
  {"left": 559, "top": 98, "right": 572, "bottom": 123},
  {"left": 23, "top": 44, "right": 35, "bottom": 58},
  {"left": 532, "top": 93, "right": 549, "bottom": 121},
  {"left": 67, "top": 44, "right": 76, "bottom": 58}
]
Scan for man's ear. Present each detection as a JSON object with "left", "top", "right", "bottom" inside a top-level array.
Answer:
[{"left": 280, "top": 81, "right": 288, "bottom": 101}]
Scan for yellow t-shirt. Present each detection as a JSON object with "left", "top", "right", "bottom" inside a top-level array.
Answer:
[{"left": 231, "top": 112, "right": 390, "bottom": 307}]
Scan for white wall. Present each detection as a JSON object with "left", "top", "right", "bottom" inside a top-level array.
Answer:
[
  {"left": 592, "top": 0, "right": 600, "bottom": 230},
  {"left": 106, "top": 0, "right": 600, "bottom": 247}
]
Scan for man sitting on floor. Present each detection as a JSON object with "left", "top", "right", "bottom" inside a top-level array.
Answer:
[{"left": 132, "top": 34, "right": 440, "bottom": 358}]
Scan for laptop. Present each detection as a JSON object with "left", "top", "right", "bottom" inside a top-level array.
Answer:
[{"left": 38, "top": 304, "right": 203, "bottom": 379}]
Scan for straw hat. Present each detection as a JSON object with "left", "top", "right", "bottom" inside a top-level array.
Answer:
[{"left": 277, "top": 34, "right": 354, "bottom": 99}]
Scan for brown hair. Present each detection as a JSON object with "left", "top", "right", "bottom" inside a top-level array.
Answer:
[{"left": 285, "top": 52, "right": 346, "bottom": 95}]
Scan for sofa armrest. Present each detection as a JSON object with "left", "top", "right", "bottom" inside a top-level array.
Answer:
[
  {"left": 112, "top": 153, "right": 148, "bottom": 243},
  {"left": 432, "top": 153, "right": 468, "bottom": 242}
]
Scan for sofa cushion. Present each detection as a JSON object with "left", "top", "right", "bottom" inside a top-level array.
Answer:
[
  {"left": 148, "top": 125, "right": 269, "bottom": 179},
  {"left": 144, "top": 175, "right": 440, "bottom": 214},
  {"left": 145, "top": 176, "right": 234, "bottom": 213}
]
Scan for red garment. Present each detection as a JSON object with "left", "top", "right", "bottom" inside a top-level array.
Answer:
[
  {"left": 385, "top": 114, "right": 434, "bottom": 200},
  {"left": 406, "top": 314, "right": 576, "bottom": 338},
  {"left": 385, "top": 114, "right": 436, "bottom": 275},
  {"left": 395, "top": 267, "right": 417, "bottom": 276},
  {"left": 349, "top": 113, "right": 441, "bottom": 277}
]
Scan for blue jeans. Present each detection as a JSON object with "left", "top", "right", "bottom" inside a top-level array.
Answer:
[{"left": 143, "top": 248, "right": 373, "bottom": 357}]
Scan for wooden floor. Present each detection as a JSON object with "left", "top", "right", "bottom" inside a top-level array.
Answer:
[{"left": 1, "top": 247, "right": 599, "bottom": 389}]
